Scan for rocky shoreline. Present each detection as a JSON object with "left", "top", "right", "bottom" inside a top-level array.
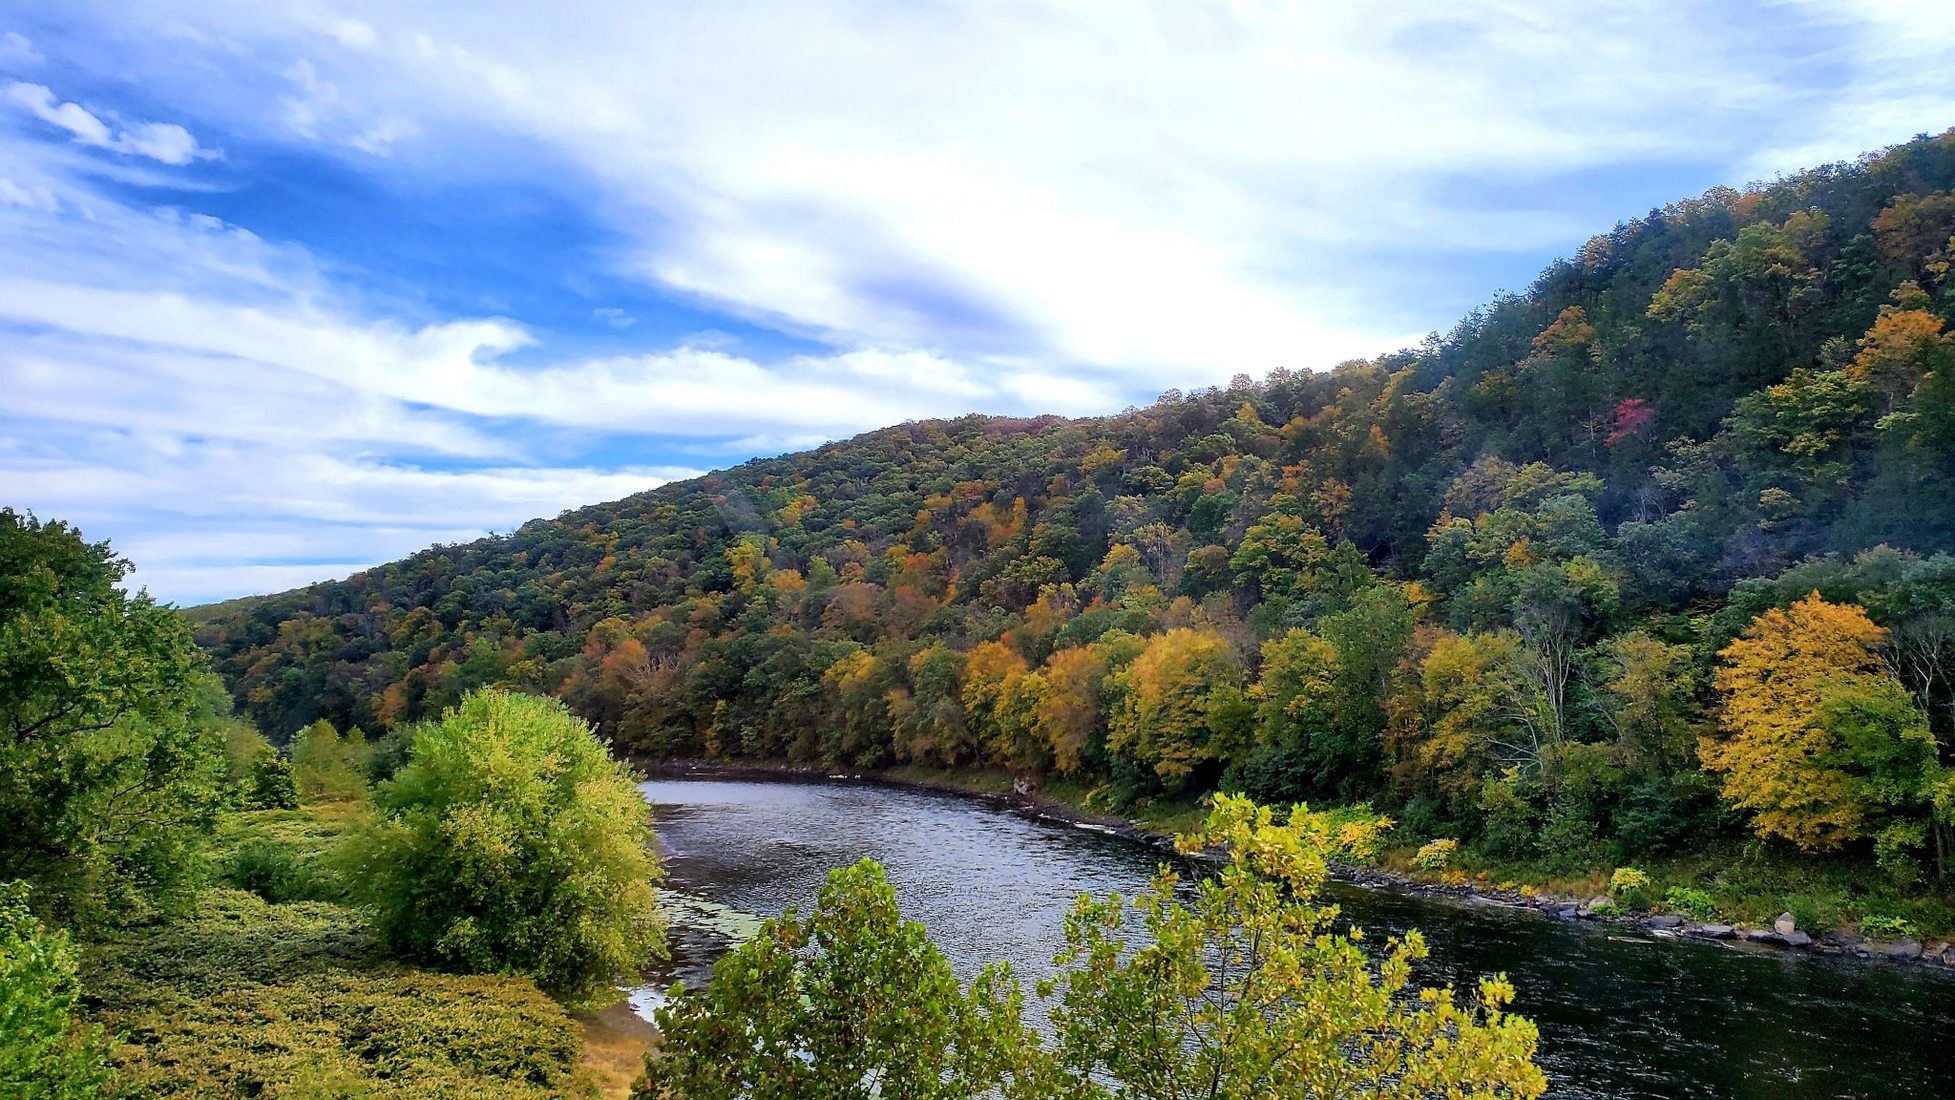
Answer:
[{"left": 639, "top": 758, "right": 1955, "bottom": 975}]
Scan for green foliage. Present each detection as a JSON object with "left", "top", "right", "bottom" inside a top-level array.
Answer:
[
  {"left": 82, "top": 888, "right": 585, "bottom": 1099},
  {"left": 0, "top": 882, "right": 111, "bottom": 1100},
  {"left": 290, "top": 719, "right": 370, "bottom": 802},
  {"left": 1, "top": 509, "right": 226, "bottom": 928},
  {"left": 637, "top": 860, "right": 1041, "bottom": 1100},
  {"left": 346, "top": 689, "right": 663, "bottom": 1006},
  {"left": 1665, "top": 886, "right": 1718, "bottom": 921},
  {"left": 246, "top": 754, "right": 300, "bottom": 810},
  {"left": 1857, "top": 913, "right": 1919, "bottom": 940}
]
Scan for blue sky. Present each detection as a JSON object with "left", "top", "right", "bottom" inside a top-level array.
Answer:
[{"left": 2, "top": 1, "right": 1953, "bottom": 605}]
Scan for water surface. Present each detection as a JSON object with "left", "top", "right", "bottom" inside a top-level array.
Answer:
[{"left": 638, "top": 777, "right": 1955, "bottom": 1099}]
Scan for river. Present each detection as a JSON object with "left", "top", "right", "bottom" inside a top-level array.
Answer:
[{"left": 635, "top": 777, "right": 1955, "bottom": 1098}]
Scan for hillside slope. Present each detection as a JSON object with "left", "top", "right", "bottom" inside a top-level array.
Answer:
[{"left": 195, "top": 131, "right": 1955, "bottom": 886}]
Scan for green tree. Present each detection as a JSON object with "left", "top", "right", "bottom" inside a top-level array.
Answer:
[
  {"left": 1041, "top": 795, "right": 1545, "bottom": 1099},
  {"left": 636, "top": 860, "right": 1042, "bottom": 1100},
  {"left": 348, "top": 688, "right": 663, "bottom": 1006},
  {"left": 0, "top": 509, "right": 223, "bottom": 927},
  {"left": 289, "top": 719, "right": 369, "bottom": 802},
  {"left": 0, "top": 882, "right": 111, "bottom": 1100}
]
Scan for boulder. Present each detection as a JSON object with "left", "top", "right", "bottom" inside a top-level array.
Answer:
[
  {"left": 1648, "top": 914, "right": 1683, "bottom": 929},
  {"left": 1585, "top": 895, "right": 1612, "bottom": 913},
  {"left": 1555, "top": 908, "right": 1578, "bottom": 920},
  {"left": 1773, "top": 912, "right": 1797, "bottom": 936},
  {"left": 1697, "top": 923, "right": 1736, "bottom": 938},
  {"left": 1880, "top": 940, "right": 1924, "bottom": 960},
  {"left": 1782, "top": 931, "right": 1812, "bottom": 947}
]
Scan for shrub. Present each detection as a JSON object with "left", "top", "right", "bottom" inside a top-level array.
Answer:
[
  {"left": 348, "top": 689, "right": 663, "bottom": 1006},
  {"left": 1414, "top": 838, "right": 1460, "bottom": 871},
  {"left": 1609, "top": 867, "right": 1654, "bottom": 909},
  {"left": 225, "top": 839, "right": 342, "bottom": 904},
  {"left": 0, "top": 882, "right": 111, "bottom": 1100},
  {"left": 1858, "top": 914, "right": 1919, "bottom": 941},
  {"left": 247, "top": 754, "right": 300, "bottom": 810},
  {"left": 1665, "top": 886, "right": 1717, "bottom": 921}
]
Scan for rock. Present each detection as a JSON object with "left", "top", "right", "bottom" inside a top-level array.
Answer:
[
  {"left": 1584, "top": 895, "right": 1612, "bottom": 913},
  {"left": 1782, "top": 931, "right": 1812, "bottom": 947},
  {"left": 1743, "top": 927, "right": 1775, "bottom": 942},
  {"left": 1773, "top": 912, "right": 1797, "bottom": 936},
  {"left": 1555, "top": 908, "right": 1578, "bottom": 920},
  {"left": 1648, "top": 914, "right": 1683, "bottom": 929},
  {"left": 1880, "top": 940, "right": 1923, "bottom": 960},
  {"left": 1697, "top": 923, "right": 1735, "bottom": 938},
  {"left": 1924, "top": 941, "right": 1949, "bottom": 962}
]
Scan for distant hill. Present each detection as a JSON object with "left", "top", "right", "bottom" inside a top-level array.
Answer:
[{"left": 193, "top": 130, "right": 1955, "bottom": 867}]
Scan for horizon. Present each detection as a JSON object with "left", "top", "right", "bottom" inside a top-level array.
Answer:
[{"left": 4, "top": 2, "right": 1955, "bottom": 604}]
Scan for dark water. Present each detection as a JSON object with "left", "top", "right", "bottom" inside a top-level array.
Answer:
[{"left": 637, "top": 778, "right": 1955, "bottom": 1099}]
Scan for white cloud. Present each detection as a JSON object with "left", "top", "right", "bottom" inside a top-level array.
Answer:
[
  {"left": 5, "top": 80, "right": 214, "bottom": 164},
  {"left": 73, "top": 0, "right": 1947, "bottom": 387},
  {"left": 0, "top": 31, "right": 43, "bottom": 67}
]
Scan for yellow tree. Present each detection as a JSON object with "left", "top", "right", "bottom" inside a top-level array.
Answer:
[
  {"left": 1705, "top": 592, "right": 1911, "bottom": 849},
  {"left": 1108, "top": 628, "right": 1244, "bottom": 790}
]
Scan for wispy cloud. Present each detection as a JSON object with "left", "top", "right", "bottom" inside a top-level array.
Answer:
[{"left": 6, "top": 80, "right": 214, "bottom": 164}]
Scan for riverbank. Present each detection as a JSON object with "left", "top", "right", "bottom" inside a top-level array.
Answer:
[{"left": 639, "top": 758, "right": 1955, "bottom": 975}]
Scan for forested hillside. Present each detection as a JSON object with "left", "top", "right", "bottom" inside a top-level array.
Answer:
[{"left": 194, "top": 130, "right": 1955, "bottom": 884}]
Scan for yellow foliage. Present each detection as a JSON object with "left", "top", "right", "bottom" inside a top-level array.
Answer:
[{"left": 1703, "top": 592, "right": 1888, "bottom": 850}]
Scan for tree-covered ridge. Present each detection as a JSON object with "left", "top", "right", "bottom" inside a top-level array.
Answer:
[{"left": 195, "top": 130, "right": 1955, "bottom": 881}]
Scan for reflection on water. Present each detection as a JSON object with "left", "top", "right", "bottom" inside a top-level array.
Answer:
[{"left": 638, "top": 778, "right": 1955, "bottom": 1099}]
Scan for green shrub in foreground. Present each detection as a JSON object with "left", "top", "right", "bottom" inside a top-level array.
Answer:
[
  {"left": 0, "top": 882, "right": 111, "bottom": 1100},
  {"left": 347, "top": 689, "right": 663, "bottom": 1006}
]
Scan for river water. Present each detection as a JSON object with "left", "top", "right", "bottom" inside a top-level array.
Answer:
[{"left": 636, "top": 777, "right": 1955, "bottom": 1099}]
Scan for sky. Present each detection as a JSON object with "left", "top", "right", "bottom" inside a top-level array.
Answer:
[{"left": 3, "top": 2, "right": 1954, "bottom": 605}]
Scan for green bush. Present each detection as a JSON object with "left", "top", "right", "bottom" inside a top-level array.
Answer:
[
  {"left": 246, "top": 754, "right": 299, "bottom": 810},
  {"left": 1858, "top": 913, "right": 1919, "bottom": 940},
  {"left": 1664, "top": 886, "right": 1717, "bottom": 921},
  {"left": 348, "top": 689, "right": 663, "bottom": 1006},
  {"left": 226, "top": 840, "right": 340, "bottom": 904},
  {"left": 0, "top": 882, "right": 111, "bottom": 1099}
]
